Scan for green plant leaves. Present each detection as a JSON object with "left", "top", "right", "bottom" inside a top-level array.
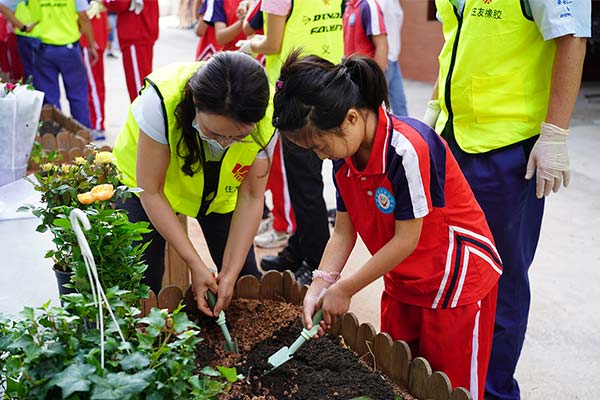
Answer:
[
  {"left": 215, "top": 366, "right": 238, "bottom": 383},
  {"left": 119, "top": 352, "right": 151, "bottom": 371},
  {"left": 50, "top": 363, "right": 95, "bottom": 398},
  {"left": 89, "top": 370, "right": 153, "bottom": 399}
]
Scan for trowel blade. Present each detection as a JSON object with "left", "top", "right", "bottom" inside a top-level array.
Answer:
[{"left": 267, "top": 345, "right": 293, "bottom": 370}]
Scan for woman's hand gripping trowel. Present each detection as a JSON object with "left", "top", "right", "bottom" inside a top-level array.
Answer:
[
  {"left": 206, "top": 290, "right": 239, "bottom": 354},
  {"left": 266, "top": 309, "right": 323, "bottom": 373}
]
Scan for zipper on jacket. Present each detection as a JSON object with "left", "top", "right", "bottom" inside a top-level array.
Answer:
[{"left": 443, "top": 3, "right": 463, "bottom": 130}]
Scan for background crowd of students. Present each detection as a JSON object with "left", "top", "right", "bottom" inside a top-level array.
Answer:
[{"left": 0, "top": 1, "right": 591, "bottom": 400}]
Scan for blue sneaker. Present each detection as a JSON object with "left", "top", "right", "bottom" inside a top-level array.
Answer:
[{"left": 91, "top": 130, "right": 106, "bottom": 141}]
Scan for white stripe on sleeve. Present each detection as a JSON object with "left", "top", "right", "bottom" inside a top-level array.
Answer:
[
  {"left": 390, "top": 131, "right": 429, "bottom": 218},
  {"left": 366, "top": 0, "right": 383, "bottom": 36}
]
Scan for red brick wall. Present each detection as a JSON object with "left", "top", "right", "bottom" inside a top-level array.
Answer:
[{"left": 399, "top": 0, "right": 445, "bottom": 83}]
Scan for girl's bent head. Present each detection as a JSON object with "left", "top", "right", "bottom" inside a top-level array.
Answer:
[{"left": 272, "top": 50, "right": 389, "bottom": 152}]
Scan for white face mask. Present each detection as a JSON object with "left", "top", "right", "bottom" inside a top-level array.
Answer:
[{"left": 192, "top": 119, "right": 232, "bottom": 153}]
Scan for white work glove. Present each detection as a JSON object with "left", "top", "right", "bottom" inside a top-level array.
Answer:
[
  {"left": 525, "top": 122, "right": 570, "bottom": 199},
  {"left": 129, "top": 0, "right": 144, "bottom": 14},
  {"left": 235, "top": 38, "right": 257, "bottom": 57},
  {"left": 422, "top": 99, "right": 441, "bottom": 128},
  {"left": 86, "top": 0, "right": 106, "bottom": 19}
]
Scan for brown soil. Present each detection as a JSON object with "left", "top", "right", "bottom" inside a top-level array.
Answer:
[{"left": 189, "top": 299, "right": 413, "bottom": 400}]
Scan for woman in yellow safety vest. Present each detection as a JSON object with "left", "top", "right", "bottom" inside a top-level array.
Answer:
[{"left": 113, "top": 51, "right": 276, "bottom": 316}]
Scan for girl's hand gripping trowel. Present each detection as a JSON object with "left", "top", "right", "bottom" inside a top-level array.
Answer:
[
  {"left": 267, "top": 309, "right": 323, "bottom": 373},
  {"left": 206, "top": 290, "right": 239, "bottom": 354}
]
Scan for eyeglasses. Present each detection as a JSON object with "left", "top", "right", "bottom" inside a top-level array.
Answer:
[{"left": 193, "top": 115, "right": 254, "bottom": 145}]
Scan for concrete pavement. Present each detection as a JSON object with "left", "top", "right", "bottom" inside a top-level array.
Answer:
[{"left": 0, "top": 17, "right": 598, "bottom": 399}]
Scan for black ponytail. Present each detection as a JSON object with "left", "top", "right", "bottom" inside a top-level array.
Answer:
[
  {"left": 343, "top": 55, "right": 389, "bottom": 112},
  {"left": 273, "top": 50, "right": 389, "bottom": 143}
]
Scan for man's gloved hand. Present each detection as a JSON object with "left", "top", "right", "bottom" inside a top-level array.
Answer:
[
  {"left": 236, "top": 37, "right": 260, "bottom": 57},
  {"left": 422, "top": 99, "right": 441, "bottom": 128},
  {"left": 525, "top": 122, "right": 570, "bottom": 199},
  {"left": 86, "top": 0, "right": 106, "bottom": 19},
  {"left": 129, "top": 0, "right": 144, "bottom": 14}
]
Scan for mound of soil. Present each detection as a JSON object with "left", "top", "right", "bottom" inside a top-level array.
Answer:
[{"left": 189, "top": 299, "right": 412, "bottom": 400}]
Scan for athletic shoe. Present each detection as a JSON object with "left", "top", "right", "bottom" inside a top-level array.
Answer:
[
  {"left": 294, "top": 261, "right": 314, "bottom": 286},
  {"left": 254, "top": 229, "right": 290, "bottom": 249},
  {"left": 91, "top": 130, "right": 106, "bottom": 141},
  {"left": 256, "top": 215, "right": 272, "bottom": 235},
  {"left": 260, "top": 248, "right": 299, "bottom": 272}
]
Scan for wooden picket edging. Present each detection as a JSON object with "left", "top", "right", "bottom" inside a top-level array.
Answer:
[
  {"left": 161, "top": 214, "right": 191, "bottom": 291},
  {"left": 32, "top": 104, "right": 110, "bottom": 166},
  {"left": 142, "top": 271, "right": 472, "bottom": 400}
]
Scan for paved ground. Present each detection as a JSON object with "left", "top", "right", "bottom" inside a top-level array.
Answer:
[{"left": 1, "top": 17, "right": 598, "bottom": 398}]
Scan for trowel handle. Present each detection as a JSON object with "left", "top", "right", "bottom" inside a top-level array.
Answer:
[
  {"left": 206, "top": 290, "right": 217, "bottom": 309},
  {"left": 300, "top": 309, "right": 324, "bottom": 340}
]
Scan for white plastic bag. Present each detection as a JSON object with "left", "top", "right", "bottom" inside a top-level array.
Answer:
[{"left": 0, "top": 84, "right": 44, "bottom": 187}]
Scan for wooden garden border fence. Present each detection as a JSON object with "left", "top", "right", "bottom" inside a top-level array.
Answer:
[
  {"left": 32, "top": 105, "right": 110, "bottom": 167},
  {"left": 142, "top": 271, "right": 473, "bottom": 400}
]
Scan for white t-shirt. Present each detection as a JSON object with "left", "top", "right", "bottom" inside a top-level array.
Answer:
[
  {"left": 131, "top": 85, "right": 277, "bottom": 160},
  {"left": 379, "top": 0, "right": 404, "bottom": 61}
]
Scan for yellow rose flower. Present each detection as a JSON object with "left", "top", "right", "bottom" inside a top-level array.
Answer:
[
  {"left": 90, "top": 184, "right": 115, "bottom": 201},
  {"left": 94, "top": 151, "right": 114, "bottom": 165},
  {"left": 41, "top": 163, "right": 54, "bottom": 172},
  {"left": 74, "top": 156, "right": 87, "bottom": 165},
  {"left": 77, "top": 192, "right": 95, "bottom": 205}
]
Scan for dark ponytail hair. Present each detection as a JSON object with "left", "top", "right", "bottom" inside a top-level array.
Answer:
[
  {"left": 273, "top": 50, "right": 388, "bottom": 140},
  {"left": 174, "top": 51, "right": 270, "bottom": 176}
]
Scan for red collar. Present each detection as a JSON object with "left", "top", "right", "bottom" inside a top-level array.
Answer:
[{"left": 345, "top": 106, "right": 391, "bottom": 177}]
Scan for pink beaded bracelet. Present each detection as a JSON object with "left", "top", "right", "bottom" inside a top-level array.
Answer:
[{"left": 312, "top": 270, "right": 341, "bottom": 285}]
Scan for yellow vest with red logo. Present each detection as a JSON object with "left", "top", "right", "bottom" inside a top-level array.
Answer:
[
  {"left": 113, "top": 62, "right": 275, "bottom": 217},
  {"left": 435, "top": 0, "right": 556, "bottom": 153}
]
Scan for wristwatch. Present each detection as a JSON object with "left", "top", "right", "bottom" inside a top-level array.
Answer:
[{"left": 19, "top": 24, "right": 27, "bottom": 32}]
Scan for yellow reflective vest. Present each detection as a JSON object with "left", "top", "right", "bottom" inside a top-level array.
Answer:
[
  {"left": 435, "top": 0, "right": 556, "bottom": 153},
  {"left": 113, "top": 62, "right": 275, "bottom": 217},
  {"left": 264, "top": 0, "right": 344, "bottom": 84},
  {"left": 32, "top": 0, "right": 80, "bottom": 45},
  {"left": 14, "top": 1, "right": 39, "bottom": 38}
]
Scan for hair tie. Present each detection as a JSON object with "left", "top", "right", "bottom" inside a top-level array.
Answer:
[{"left": 276, "top": 79, "right": 284, "bottom": 89}]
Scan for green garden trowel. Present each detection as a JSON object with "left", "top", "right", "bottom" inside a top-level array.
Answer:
[
  {"left": 206, "top": 290, "right": 239, "bottom": 354},
  {"left": 267, "top": 309, "right": 323, "bottom": 372}
]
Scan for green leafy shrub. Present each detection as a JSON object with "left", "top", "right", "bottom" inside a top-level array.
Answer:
[{"left": 0, "top": 298, "right": 236, "bottom": 399}]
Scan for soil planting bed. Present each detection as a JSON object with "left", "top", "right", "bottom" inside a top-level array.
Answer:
[{"left": 189, "top": 298, "right": 414, "bottom": 400}]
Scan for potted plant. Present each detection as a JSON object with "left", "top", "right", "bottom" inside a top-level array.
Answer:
[{"left": 19, "top": 150, "right": 140, "bottom": 295}]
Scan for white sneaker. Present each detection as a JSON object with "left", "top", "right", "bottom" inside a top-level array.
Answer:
[
  {"left": 254, "top": 229, "right": 290, "bottom": 249},
  {"left": 257, "top": 215, "right": 272, "bottom": 235}
]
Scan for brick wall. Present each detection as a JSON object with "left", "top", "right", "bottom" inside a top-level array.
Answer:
[{"left": 399, "top": 0, "right": 445, "bottom": 83}]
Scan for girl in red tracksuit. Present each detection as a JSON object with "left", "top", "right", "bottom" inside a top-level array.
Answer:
[
  {"left": 202, "top": 0, "right": 245, "bottom": 52},
  {"left": 0, "top": 15, "right": 23, "bottom": 80},
  {"left": 195, "top": 0, "right": 221, "bottom": 61},
  {"left": 104, "top": 0, "right": 159, "bottom": 101},
  {"left": 272, "top": 52, "right": 502, "bottom": 400},
  {"left": 80, "top": 6, "right": 108, "bottom": 135}
]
